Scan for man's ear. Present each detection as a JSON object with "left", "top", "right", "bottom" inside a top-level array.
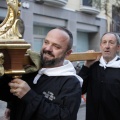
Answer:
[
  {"left": 117, "top": 45, "right": 120, "bottom": 52},
  {"left": 65, "top": 49, "right": 72, "bottom": 58}
]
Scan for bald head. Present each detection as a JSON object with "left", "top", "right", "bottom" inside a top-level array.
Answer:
[
  {"left": 40, "top": 27, "right": 73, "bottom": 67},
  {"left": 53, "top": 27, "right": 73, "bottom": 51},
  {"left": 101, "top": 32, "right": 120, "bottom": 45}
]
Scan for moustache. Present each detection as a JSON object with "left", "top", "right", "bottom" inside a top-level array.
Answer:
[{"left": 43, "top": 50, "right": 54, "bottom": 57}]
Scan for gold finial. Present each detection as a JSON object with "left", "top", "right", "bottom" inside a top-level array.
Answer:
[{"left": 0, "top": 0, "right": 22, "bottom": 39}]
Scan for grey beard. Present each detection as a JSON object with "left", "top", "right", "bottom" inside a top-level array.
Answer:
[{"left": 40, "top": 54, "right": 65, "bottom": 68}]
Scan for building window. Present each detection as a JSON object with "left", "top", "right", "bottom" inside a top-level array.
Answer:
[
  {"left": 33, "top": 25, "right": 54, "bottom": 52},
  {"left": 112, "top": 5, "right": 120, "bottom": 32},
  {"left": 77, "top": 32, "right": 89, "bottom": 52},
  {"left": 34, "top": 38, "right": 44, "bottom": 52},
  {"left": 76, "top": 32, "right": 89, "bottom": 66},
  {"left": 83, "top": 0, "right": 92, "bottom": 7}
]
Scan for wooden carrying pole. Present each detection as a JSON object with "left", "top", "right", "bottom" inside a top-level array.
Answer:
[
  {"left": 23, "top": 52, "right": 102, "bottom": 66},
  {"left": 66, "top": 52, "right": 102, "bottom": 61}
]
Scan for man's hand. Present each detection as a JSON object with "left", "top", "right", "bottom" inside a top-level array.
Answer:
[
  {"left": 84, "top": 50, "right": 101, "bottom": 68},
  {"left": 9, "top": 79, "right": 31, "bottom": 99},
  {"left": 4, "top": 108, "right": 10, "bottom": 120}
]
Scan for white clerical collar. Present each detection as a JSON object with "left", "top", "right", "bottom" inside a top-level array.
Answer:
[
  {"left": 33, "top": 60, "right": 83, "bottom": 86},
  {"left": 99, "top": 55, "right": 120, "bottom": 69}
]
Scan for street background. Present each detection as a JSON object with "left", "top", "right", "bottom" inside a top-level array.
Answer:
[{"left": 0, "top": 100, "right": 86, "bottom": 120}]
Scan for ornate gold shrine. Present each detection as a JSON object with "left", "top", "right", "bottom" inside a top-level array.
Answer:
[
  {"left": 0, "top": 0, "right": 102, "bottom": 77},
  {"left": 0, "top": 0, "right": 31, "bottom": 76}
]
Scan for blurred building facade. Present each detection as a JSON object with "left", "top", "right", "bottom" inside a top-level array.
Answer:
[{"left": 0, "top": 0, "right": 118, "bottom": 53}]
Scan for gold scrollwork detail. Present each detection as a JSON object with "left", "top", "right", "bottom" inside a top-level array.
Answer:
[{"left": 0, "top": 0, "right": 22, "bottom": 39}]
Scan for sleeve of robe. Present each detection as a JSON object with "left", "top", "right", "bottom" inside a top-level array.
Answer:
[
  {"left": 21, "top": 76, "right": 81, "bottom": 120},
  {"left": 78, "top": 65, "right": 90, "bottom": 94}
]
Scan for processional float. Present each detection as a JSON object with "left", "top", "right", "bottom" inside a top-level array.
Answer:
[
  {"left": 0, "top": 0, "right": 101, "bottom": 78},
  {"left": 0, "top": 0, "right": 31, "bottom": 77}
]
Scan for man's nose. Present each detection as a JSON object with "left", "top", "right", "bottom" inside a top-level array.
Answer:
[
  {"left": 105, "top": 42, "right": 110, "bottom": 48},
  {"left": 45, "top": 44, "right": 53, "bottom": 51}
]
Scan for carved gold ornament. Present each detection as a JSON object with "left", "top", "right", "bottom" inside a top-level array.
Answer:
[
  {"left": 0, "top": 0, "right": 102, "bottom": 77},
  {"left": 0, "top": 0, "right": 31, "bottom": 77},
  {"left": 0, "top": 0, "right": 21, "bottom": 39}
]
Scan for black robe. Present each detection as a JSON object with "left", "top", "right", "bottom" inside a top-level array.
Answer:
[
  {"left": 79, "top": 61, "right": 120, "bottom": 120},
  {"left": 0, "top": 71, "right": 81, "bottom": 120}
]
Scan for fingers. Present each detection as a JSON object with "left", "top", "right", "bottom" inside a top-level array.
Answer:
[
  {"left": 10, "top": 88, "right": 17, "bottom": 94},
  {"left": 9, "top": 79, "right": 22, "bottom": 97},
  {"left": 4, "top": 108, "right": 10, "bottom": 120},
  {"left": 10, "top": 88, "right": 20, "bottom": 96},
  {"left": 9, "top": 79, "right": 24, "bottom": 90},
  {"left": 9, "top": 79, "right": 31, "bottom": 99},
  {"left": 10, "top": 79, "right": 23, "bottom": 84},
  {"left": 85, "top": 50, "right": 95, "bottom": 53},
  {"left": 84, "top": 50, "right": 101, "bottom": 68},
  {"left": 9, "top": 82, "right": 19, "bottom": 89}
]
